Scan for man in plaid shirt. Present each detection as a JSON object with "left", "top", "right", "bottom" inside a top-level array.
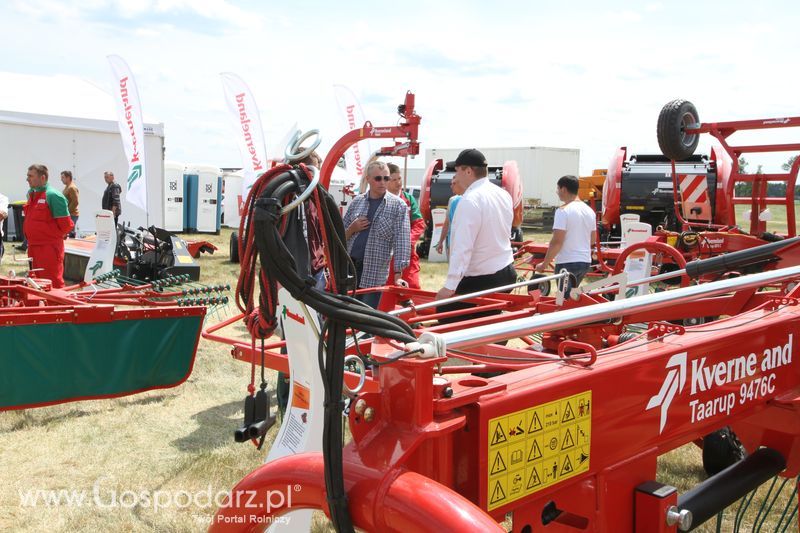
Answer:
[{"left": 343, "top": 161, "right": 411, "bottom": 308}]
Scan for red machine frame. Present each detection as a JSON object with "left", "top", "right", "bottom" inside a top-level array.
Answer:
[
  {"left": 210, "top": 268, "right": 800, "bottom": 532},
  {"left": 686, "top": 115, "right": 800, "bottom": 237},
  {"left": 206, "top": 96, "right": 800, "bottom": 532}
]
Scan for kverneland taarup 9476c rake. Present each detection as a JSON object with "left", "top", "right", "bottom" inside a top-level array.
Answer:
[{"left": 206, "top": 94, "right": 800, "bottom": 532}]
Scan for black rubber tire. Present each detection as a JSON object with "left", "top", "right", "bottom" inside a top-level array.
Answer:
[
  {"left": 230, "top": 231, "right": 240, "bottom": 264},
  {"left": 527, "top": 273, "right": 551, "bottom": 297},
  {"left": 657, "top": 99, "right": 700, "bottom": 160},
  {"left": 702, "top": 427, "right": 746, "bottom": 476}
]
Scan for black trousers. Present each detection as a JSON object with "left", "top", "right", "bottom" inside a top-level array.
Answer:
[{"left": 438, "top": 263, "right": 517, "bottom": 324}]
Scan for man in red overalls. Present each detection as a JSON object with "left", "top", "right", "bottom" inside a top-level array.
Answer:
[
  {"left": 24, "top": 164, "right": 74, "bottom": 288},
  {"left": 378, "top": 163, "right": 427, "bottom": 312}
]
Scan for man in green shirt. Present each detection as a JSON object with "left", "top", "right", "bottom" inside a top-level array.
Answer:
[{"left": 24, "top": 164, "right": 73, "bottom": 288}]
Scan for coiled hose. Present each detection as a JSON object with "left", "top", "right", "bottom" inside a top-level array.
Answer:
[{"left": 237, "top": 163, "right": 416, "bottom": 532}]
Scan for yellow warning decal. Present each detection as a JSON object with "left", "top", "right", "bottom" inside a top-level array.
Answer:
[
  {"left": 489, "top": 418, "right": 508, "bottom": 447},
  {"left": 487, "top": 390, "right": 592, "bottom": 511},
  {"left": 490, "top": 449, "right": 508, "bottom": 475},
  {"left": 489, "top": 477, "right": 507, "bottom": 506}
]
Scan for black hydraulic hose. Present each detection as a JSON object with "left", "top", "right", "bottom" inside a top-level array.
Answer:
[
  {"left": 248, "top": 166, "right": 416, "bottom": 532},
  {"left": 685, "top": 236, "right": 800, "bottom": 279},
  {"left": 317, "top": 190, "right": 357, "bottom": 292},
  {"left": 253, "top": 198, "right": 415, "bottom": 342},
  {"left": 318, "top": 319, "right": 352, "bottom": 531},
  {"left": 237, "top": 170, "right": 297, "bottom": 308}
]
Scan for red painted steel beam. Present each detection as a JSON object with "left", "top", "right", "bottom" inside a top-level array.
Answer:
[
  {"left": 687, "top": 116, "right": 800, "bottom": 133},
  {"left": 319, "top": 92, "right": 420, "bottom": 190},
  {"left": 209, "top": 453, "right": 503, "bottom": 533}
]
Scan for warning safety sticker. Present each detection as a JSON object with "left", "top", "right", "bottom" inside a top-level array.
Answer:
[{"left": 487, "top": 391, "right": 591, "bottom": 511}]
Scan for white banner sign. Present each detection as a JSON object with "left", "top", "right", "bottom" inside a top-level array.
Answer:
[
  {"left": 107, "top": 55, "right": 148, "bottom": 212},
  {"left": 220, "top": 72, "right": 268, "bottom": 200},
  {"left": 333, "top": 84, "right": 371, "bottom": 190}
]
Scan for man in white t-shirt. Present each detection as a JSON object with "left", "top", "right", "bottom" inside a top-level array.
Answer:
[{"left": 535, "top": 175, "right": 596, "bottom": 296}]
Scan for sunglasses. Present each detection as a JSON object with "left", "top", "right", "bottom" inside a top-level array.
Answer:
[{"left": 372, "top": 175, "right": 391, "bottom": 181}]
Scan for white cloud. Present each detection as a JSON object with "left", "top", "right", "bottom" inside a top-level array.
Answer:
[{"left": 2, "top": 1, "right": 799, "bottom": 177}]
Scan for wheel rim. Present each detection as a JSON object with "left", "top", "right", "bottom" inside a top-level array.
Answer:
[{"left": 679, "top": 111, "right": 698, "bottom": 149}]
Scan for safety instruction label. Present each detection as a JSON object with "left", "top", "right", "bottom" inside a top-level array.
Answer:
[{"left": 487, "top": 391, "right": 592, "bottom": 511}]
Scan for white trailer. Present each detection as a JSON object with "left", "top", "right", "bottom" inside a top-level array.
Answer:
[
  {"left": 221, "top": 170, "right": 243, "bottom": 229},
  {"left": 0, "top": 72, "right": 165, "bottom": 234},
  {"left": 425, "top": 146, "right": 580, "bottom": 207}
]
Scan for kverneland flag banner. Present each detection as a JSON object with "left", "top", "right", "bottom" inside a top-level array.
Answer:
[
  {"left": 107, "top": 55, "right": 148, "bottom": 211},
  {"left": 333, "top": 84, "right": 371, "bottom": 190},
  {"left": 220, "top": 72, "right": 268, "bottom": 199}
]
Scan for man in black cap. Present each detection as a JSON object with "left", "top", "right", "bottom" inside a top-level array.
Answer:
[{"left": 435, "top": 149, "right": 516, "bottom": 320}]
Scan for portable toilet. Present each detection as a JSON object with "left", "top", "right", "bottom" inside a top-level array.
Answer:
[
  {"left": 163, "top": 161, "right": 186, "bottom": 232},
  {"left": 183, "top": 168, "right": 198, "bottom": 232},
  {"left": 185, "top": 164, "right": 222, "bottom": 234},
  {"left": 222, "top": 171, "right": 243, "bottom": 228}
]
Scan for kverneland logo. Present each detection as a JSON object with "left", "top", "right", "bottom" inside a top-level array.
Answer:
[
  {"left": 235, "top": 93, "right": 264, "bottom": 172},
  {"left": 763, "top": 118, "right": 791, "bottom": 125},
  {"left": 119, "top": 77, "right": 141, "bottom": 166},
  {"left": 128, "top": 164, "right": 142, "bottom": 188},
  {"left": 646, "top": 352, "right": 686, "bottom": 433}
]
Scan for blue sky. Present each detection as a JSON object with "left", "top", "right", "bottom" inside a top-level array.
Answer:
[{"left": 2, "top": 0, "right": 800, "bottom": 174}]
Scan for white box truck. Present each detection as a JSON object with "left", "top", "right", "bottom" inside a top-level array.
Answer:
[{"left": 425, "top": 146, "right": 580, "bottom": 207}]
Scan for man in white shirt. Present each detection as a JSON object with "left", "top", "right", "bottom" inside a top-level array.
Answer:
[
  {"left": 435, "top": 149, "right": 516, "bottom": 321},
  {"left": 535, "top": 175, "right": 597, "bottom": 296}
]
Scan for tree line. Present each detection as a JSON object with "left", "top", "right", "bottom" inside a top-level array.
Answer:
[{"left": 734, "top": 155, "right": 799, "bottom": 198}]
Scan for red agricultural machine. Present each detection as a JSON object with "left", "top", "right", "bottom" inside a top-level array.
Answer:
[
  {"left": 205, "top": 94, "right": 800, "bottom": 532},
  {"left": 517, "top": 100, "right": 800, "bottom": 292},
  {"left": 0, "top": 268, "right": 225, "bottom": 411}
]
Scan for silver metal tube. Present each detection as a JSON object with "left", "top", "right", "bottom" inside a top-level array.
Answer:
[
  {"left": 389, "top": 272, "right": 567, "bottom": 316},
  {"left": 587, "top": 268, "right": 688, "bottom": 296},
  {"left": 440, "top": 265, "right": 800, "bottom": 350},
  {"left": 284, "top": 129, "right": 321, "bottom": 162}
]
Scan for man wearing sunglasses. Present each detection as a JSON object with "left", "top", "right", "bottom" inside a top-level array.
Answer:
[{"left": 343, "top": 161, "right": 411, "bottom": 308}]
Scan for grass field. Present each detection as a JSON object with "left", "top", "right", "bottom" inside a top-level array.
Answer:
[
  {"left": 0, "top": 221, "right": 797, "bottom": 532},
  {"left": 733, "top": 201, "right": 799, "bottom": 235}
]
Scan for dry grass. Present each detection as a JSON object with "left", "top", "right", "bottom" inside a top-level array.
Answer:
[{"left": 1, "top": 226, "right": 796, "bottom": 532}]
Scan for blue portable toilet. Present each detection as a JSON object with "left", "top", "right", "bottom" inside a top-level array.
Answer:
[{"left": 183, "top": 169, "right": 199, "bottom": 232}]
